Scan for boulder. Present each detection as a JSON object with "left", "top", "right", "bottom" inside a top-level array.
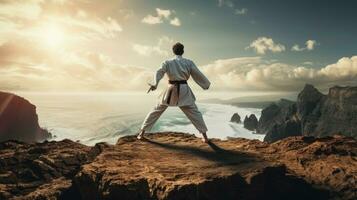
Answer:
[
  {"left": 230, "top": 113, "right": 241, "bottom": 123},
  {"left": 0, "top": 91, "right": 51, "bottom": 142},
  {"left": 243, "top": 114, "right": 258, "bottom": 131}
]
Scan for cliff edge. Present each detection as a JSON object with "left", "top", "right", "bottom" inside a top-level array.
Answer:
[
  {"left": 0, "top": 91, "right": 51, "bottom": 142},
  {"left": 1, "top": 132, "right": 356, "bottom": 200}
]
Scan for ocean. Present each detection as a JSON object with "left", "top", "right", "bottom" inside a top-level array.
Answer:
[{"left": 18, "top": 92, "right": 264, "bottom": 146}]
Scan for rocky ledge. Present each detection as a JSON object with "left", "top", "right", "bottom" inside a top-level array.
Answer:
[{"left": 0, "top": 132, "right": 356, "bottom": 200}]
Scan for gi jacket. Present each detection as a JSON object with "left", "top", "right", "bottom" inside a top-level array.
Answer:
[{"left": 154, "top": 55, "right": 211, "bottom": 106}]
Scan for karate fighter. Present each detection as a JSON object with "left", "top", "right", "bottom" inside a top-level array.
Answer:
[{"left": 137, "top": 42, "right": 211, "bottom": 143}]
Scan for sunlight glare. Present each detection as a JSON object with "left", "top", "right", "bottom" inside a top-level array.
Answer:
[{"left": 44, "top": 24, "right": 65, "bottom": 47}]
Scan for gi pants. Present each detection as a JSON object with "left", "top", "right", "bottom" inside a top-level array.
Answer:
[{"left": 141, "top": 103, "right": 208, "bottom": 133}]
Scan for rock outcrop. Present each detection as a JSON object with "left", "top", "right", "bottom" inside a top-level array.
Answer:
[
  {"left": 2, "top": 132, "right": 355, "bottom": 200},
  {"left": 0, "top": 139, "right": 107, "bottom": 199},
  {"left": 259, "top": 85, "right": 357, "bottom": 142},
  {"left": 0, "top": 91, "right": 51, "bottom": 142},
  {"left": 243, "top": 114, "right": 258, "bottom": 131},
  {"left": 230, "top": 113, "right": 241, "bottom": 123}
]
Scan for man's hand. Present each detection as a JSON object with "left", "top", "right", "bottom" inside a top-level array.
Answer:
[
  {"left": 147, "top": 84, "right": 157, "bottom": 93},
  {"left": 149, "top": 85, "right": 157, "bottom": 91}
]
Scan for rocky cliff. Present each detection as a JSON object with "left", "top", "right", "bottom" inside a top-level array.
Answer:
[
  {"left": 1, "top": 132, "right": 356, "bottom": 200},
  {"left": 0, "top": 91, "right": 51, "bottom": 142},
  {"left": 258, "top": 85, "right": 357, "bottom": 142}
]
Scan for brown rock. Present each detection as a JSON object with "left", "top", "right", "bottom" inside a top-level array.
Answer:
[
  {"left": 0, "top": 91, "right": 51, "bottom": 142},
  {"left": 74, "top": 133, "right": 334, "bottom": 200},
  {"left": 1, "top": 133, "right": 356, "bottom": 199},
  {"left": 0, "top": 139, "right": 98, "bottom": 199}
]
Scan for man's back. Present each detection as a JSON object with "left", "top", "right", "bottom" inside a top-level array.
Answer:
[
  {"left": 164, "top": 56, "right": 192, "bottom": 81},
  {"left": 160, "top": 56, "right": 210, "bottom": 91}
]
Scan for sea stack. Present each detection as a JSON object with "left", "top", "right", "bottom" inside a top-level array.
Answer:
[
  {"left": 230, "top": 113, "right": 241, "bottom": 123},
  {"left": 243, "top": 114, "right": 258, "bottom": 131}
]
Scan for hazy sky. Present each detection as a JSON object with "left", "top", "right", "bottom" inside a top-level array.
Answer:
[{"left": 0, "top": 0, "right": 356, "bottom": 92}]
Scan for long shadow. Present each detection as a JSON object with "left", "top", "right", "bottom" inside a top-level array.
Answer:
[{"left": 144, "top": 138, "right": 259, "bottom": 165}]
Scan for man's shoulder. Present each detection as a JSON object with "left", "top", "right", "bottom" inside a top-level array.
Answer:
[
  {"left": 167, "top": 57, "right": 193, "bottom": 63},
  {"left": 182, "top": 57, "right": 194, "bottom": 63},
  {"left": 163, "top": 57, "right": 194, "bottom": 66}
]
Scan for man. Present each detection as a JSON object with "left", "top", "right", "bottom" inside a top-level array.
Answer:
[{"left": 138, "top": 42, "right": 211, "bottom": 143}]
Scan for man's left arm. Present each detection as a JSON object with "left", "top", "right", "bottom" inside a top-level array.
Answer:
[{"left": 150, "top": 61, "right": 167, "bottom": 91}]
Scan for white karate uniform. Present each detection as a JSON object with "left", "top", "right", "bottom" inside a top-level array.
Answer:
[{"left": 141, "top": 55, "right": 210, "bottom": 133}]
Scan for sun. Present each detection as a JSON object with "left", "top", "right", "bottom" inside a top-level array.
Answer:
[{"left": 44, "top": 24, "right": 65, "bottom": 47}]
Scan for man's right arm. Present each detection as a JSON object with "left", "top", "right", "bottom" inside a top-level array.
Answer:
[{"left": 190, "top": 60, "right": 210, "bottom": 90}]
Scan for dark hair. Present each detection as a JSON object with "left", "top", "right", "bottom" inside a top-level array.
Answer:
[{"left": 172, "top": 42, "right": 184, "bottom": 55}]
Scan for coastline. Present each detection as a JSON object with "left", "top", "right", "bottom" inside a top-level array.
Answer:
[{"left": 15, "top": 92, "right": 264, "bottom": 146}]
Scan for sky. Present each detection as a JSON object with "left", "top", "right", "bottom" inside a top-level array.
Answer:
[{"left": 0, "top": 0, "right": 356, "bottom": 93}]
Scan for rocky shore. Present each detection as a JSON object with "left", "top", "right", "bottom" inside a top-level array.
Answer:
[{"left": 1, "top": 132, "right": 356, "bottom": 200}]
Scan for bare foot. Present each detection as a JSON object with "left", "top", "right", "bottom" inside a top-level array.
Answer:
[
  {"left": 201, "top": 132, "right": 209, "bottom": 143},
  {"left": 202, "top": 137, "right": 209, "bottom": 143},
  {"left": 137, "top": 130, "right": 145, "bottom": 140}
]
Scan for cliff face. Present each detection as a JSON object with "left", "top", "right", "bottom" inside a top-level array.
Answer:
[
  {"left": 1, "top": 132, "right": 356, "bottom": 200},
  {"left": 259, "top": 85, "right": 357, "bottom": 142},
  {"left": 311, "top": 86, "right": 357, "bottom": 137},
  {"left": 0, "top": 91, "right": 51, "bottom": 142}
]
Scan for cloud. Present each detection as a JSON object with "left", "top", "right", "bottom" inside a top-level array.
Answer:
[
  {"left": 0, "top": 0, "right": 42, "bottom": 20},
  {"left": 218, "top": 0, "right": 248, "bottom": 16},
  {"left": 235, "top": 8, "right": 248, "bottom": 15},
  {"left": 303, "top": 61, "right": 313, "bottom": 66},
  {"left": 318, "top": 56, "right": 357, "bottom": 80},
  {"left": 0, "top": 0, "right": 149, "bottom": 92},
  {"left": 247, "top": 37, "right": 286, "bottom": 54},
  {"left": 0, "top": 38, "right": 152, "bottom": 91},
  {"left": 1, "top": 35, "right": 356, "bottom": 92},
  {"left": 132, "top": 44, "right": 167, "bottom": 57},
  {"left": 291, "top": 44, "right": 304, "bottom": 52},
  {"left": 141, "top": 15, "right": 162, "bottom": 25},
  {"left": 0, "top": 0, "right": 123, "bottom": 44},
  {"left": 170, "top": 17, "right": 181, "bottom": 26},
  {"left": 200, "top": 56, "right": 357, "bottom": 91},
  {"left": 132, "top": 36, "right": 174, "bottom": 57},
  {"left": 142, "top": 8, "right": 181, "bottom": 26},
  {"left": 118, "top": 9, "right": 135, "bottom": 20},
  {"left": 291, "top": 40, "right": 317, "bottom": 51},
  {"left": 218, "top": 0, "right": 234, "bottom": 8},
  {"left": 306, "top": 40, "right": 317, "bottom": 50},
  {"left": 156, "top": 8, "right": 171, "bottom": 19}
]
